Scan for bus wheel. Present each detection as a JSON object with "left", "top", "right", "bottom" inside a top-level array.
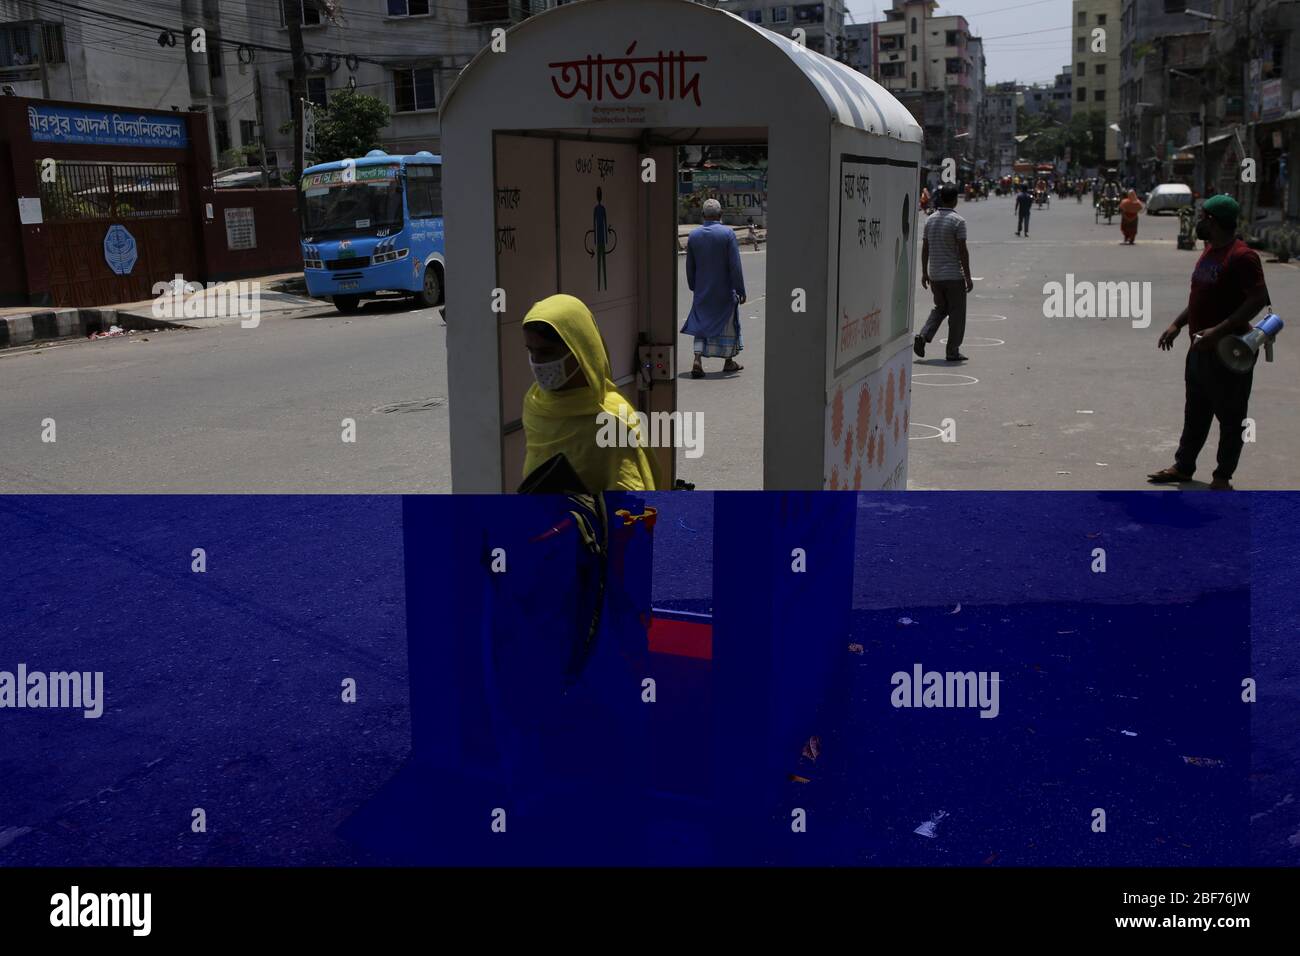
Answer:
[
  {"left": 333, "top": 294, "right": 361, "bottom": 314},
  {"left": 416, "top": 264, "right": 442, "bottom": 308}
]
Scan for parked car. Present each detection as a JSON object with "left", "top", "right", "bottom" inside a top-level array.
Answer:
[{"left": 1146, "top": 183, "right": 1194, "bottom": 215}]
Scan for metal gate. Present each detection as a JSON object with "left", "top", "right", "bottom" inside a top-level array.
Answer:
[{"left": 36, "top": 160, "right": 198, "bottom": 306}]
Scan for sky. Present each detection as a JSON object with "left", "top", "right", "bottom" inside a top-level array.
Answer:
[{"left": 845, "top": 0, "right": 1074, "bottom": 85}]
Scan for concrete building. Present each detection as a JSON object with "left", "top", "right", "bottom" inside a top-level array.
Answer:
[
  {"left": 250, "top": 0, "right": 554, "bottom": 174},
  {"left": 1022, "top": 67, "right": 1073, "bottom": 119},
  {"left": 1182, "top": 0, "right": 1300, "bottom": 225},
  {"left": 0, "top": 1, "right": 557, "bottom": 176},
  {"left": 1119, "top": 0, "right": 1210, "bottom": 189},
  {"left": 843, "top": 20, "right": 873, "bottom": 74},
  {"left": 720, "top": 1, "right": 849, "bottom": 57},
  {"left": 873, "top": 0, "right": 982, "bottom": 172},
  {"left": 1072, "top": 0, "right": 1121, "bottom": 162},
  {"left": 986, "top": 80, "right": 1020, "bottom": 177},
  {"left": 0, "top": 0, "right": 260, "bottom": 168}
]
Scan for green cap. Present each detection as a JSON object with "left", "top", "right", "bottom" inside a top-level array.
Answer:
[{"left": 1202, "top": 193, "right": 1240, "bottom": 227}]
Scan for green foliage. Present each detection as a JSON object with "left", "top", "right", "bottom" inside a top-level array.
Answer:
[
  {"left": 311, "top": 89, "right": 391, "bottom": 165},
  {"left": 1015, "top": 108, "right": 1106, "bottom": 169}
]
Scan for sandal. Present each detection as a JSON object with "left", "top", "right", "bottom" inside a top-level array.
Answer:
[
  {"left": 723, "top": 360, "right": 744, "bottom": 373},
  {"left": 690, "top": 365, "right": 704, "bottom": 379},
  {"left": 1146, "top": 467, "right": 1192, "bottom": 484}
]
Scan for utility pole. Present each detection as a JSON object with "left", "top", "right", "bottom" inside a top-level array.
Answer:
[
  {"left": 254, "top": 69, "right": 270, "bottom": 187},
  {"left": 33, "top": 20, "right": 50, "bottom": 98},
  {"left": 1244, "top": 0, "right": 1256, "bottom": 227},
  {"left": 287, "top": 0, "right": 307, "bottom": 182}
]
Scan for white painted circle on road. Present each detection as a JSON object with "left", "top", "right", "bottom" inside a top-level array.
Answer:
[
  {"left": 975, "top": 294, "right": 1014, "bottom": 300},
  {"left": 908, "top": 422, "right": 947, "bottom": 440},
  {"left": 968, "top": 313, "right": 1007, "bottom": 322},
  {"left": 939, "top": 336, "right": 1005, "bottom": 347},
  {"left": 912, "top": 372, "right": 980, "bottom": 387}
]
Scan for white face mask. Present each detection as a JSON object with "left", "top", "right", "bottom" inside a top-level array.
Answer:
[{"left": 529, "top": 353, "right": 578, "bottom": 391}]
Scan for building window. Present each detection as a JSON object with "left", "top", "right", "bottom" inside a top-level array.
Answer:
[
  {"left": 1077, "top": 87, "right": 1087, "bottom": 102},
  {"left": 911, "top": 71, "right": 917, "bottom": 87},
  {"left": 1097, "top": 13, "right": 1107, "bottom": 24},
  {"left": 209, "top": 47, "right": 223, "bottom": 79},
  {"left": 744, "top": 10, "right": 763, "bottom": 23},
  {"left": 1077, "top": 36, "right": 1085, "bottom": 52},
  {"left": 394, "top": 66, "right": 436, "bottom": 112},
  {"left": 280, "top": 0, "right": 321, "bottom": 26},
  {"left": 288, "top": 76, "right": 328, "bottom": 115},
  {"left": 911, "top": 45, "right": 917, "bottom": 62},
  {"left": 910, "top": 17, "right": 917, "bottom": 34},
  {"left": 946, "top": 30, "right": 959, "bottom": 46},
  {"left": 387, "top": 0, "right": 431, "bottom": 14},
  {"left": 43, "top": 23, "right": 65, "bottom": 64},
  {"left": 1094, "top": 89, "right": 1105, "bottom": 102},
  {"left": 1077, "top": 11, "right": 1086, "bottom": 26},
  {"left": 772, "top": 6, "right": 790, "bottom": 23},
  {"left": 946, "top": 58, "right": 962, "bottom": 74},
  {"left": 1077, "top": 62, "right": 1084, "bottom": 76},
  {"left": 240, "top": 119, "right": 258, "bottom": 146},
  {"left": 1162, "top": 0, "right": 1186, "bottom": 12},
  {"left": 466, "top": 1, "right": 511, "bottom": 23},
  {"left": 1095, "top": 63, "right": 1105, "bottom": 75},
  {"left": 215, "top": 119, "right": 231, "bottom": 155},
  {"left": 405, "top": 163, "right": 443, "bottom": 219},
  {"left": 793, "top": 4, "right": 824, "bottom": 24}
]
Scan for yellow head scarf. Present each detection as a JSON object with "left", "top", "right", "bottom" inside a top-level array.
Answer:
[{"left": 521, "top": 294, "right": 661, "bottom": 492}]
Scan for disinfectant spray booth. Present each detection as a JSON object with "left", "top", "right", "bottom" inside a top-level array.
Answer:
[{"left": 441, "top": 0, "right": 923, "bottom": 491}]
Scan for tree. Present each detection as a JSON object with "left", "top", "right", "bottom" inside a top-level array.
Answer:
[{"left": 310, "top": 89, "right": 392, "bottom": 167}]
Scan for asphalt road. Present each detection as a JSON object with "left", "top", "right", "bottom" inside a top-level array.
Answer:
[
  {"left": 907, "top": 195, "right": 1300, "bottom": 490},
  {"left": 0, "top": 299, "right": 449, "bottom": 493},
  {"left": 2, "top": 202, "right": 1297, "bottom": 491}
]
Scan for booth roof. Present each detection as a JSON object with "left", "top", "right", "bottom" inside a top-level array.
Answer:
[{"left": 442, "top": 0, "right": 922, "bottom": 144}]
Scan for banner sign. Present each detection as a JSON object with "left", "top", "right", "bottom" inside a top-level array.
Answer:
[
  {"left": 28, "top": 105, "right": 188, "bottom": 148},
  {"left": 301, "top": 165, "right": 398, "bottom": 189}
]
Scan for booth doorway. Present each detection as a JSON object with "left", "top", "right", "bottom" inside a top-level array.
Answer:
[
  {"left": 675, "top": 143, "right": 768, "bottom": 490},
  {"left": 492, "top": 128, "right": 769, "bottom": 492}
]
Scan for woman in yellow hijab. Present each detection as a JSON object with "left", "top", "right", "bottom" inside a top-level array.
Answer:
[{"left": 521, "top": 294, "right": 661, "bottom": 492}]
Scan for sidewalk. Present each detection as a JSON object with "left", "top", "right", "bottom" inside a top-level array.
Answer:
[{"left": 0, "top": 272, "right": 328, "bottom": 349}]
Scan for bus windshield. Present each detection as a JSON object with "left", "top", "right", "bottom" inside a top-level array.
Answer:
[{"left": 300, "top": 165, "right": 404, "bottom": 238}]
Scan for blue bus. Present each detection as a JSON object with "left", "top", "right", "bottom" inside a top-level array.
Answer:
[{"left": 299, "top": 149, "right": 444, "bottom": 314}]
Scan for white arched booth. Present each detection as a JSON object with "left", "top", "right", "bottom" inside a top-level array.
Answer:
[{"left": 441, "top": 0, "right": 922, "bottom": 491}]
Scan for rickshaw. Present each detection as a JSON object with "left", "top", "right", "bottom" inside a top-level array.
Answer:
[
  {"left": 997, "top": 175, "right": 1012, "bottom": 196},
  {"left": 1034, "top": 179, "right": 1049, "bottom": 208},
  {"left": 1095, "top": 169, "right": 1121, "bottom": 223}
]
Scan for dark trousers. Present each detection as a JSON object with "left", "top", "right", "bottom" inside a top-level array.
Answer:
[
  {"left": 1174, "top": 349, "right": 1254, "bottom": 481},
  {"left": 919, "top": 280, "right": 966, "bottom": 357},
  {"left": 1016, "top": 211, "right": 1030, "bottom": 234}
]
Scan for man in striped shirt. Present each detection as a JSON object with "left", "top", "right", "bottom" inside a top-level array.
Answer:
[{"left": 914, "top": 184, "right": 973, "bottom": 362}]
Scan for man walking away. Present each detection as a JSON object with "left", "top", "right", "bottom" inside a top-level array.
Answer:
[
  {"left": 914, "top": 184, "right": 973, "bottom": 362},
  {"left": 1014, "top": 183, "right": 1033, "bottom": 237},
  {"left": 1148, "top": 195, "right": 1270, "bottom": 490},
  {"left": 682, "top": 198, "right": 746, "bottom": 378}
]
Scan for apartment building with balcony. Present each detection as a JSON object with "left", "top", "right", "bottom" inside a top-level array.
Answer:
[{"left": 1073, "top": 0, "right": 1121, "bottom": 161}]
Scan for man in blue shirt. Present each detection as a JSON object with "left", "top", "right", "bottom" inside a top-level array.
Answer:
[{"left": 681, "top": 198, "right": 746, "bottom": 378}]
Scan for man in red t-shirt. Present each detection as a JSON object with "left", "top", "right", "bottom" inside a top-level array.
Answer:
[{"left": 1149, "top": 194, "right": 1270, "bottom": 490}]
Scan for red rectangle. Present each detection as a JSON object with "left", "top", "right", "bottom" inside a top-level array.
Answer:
[{"left": 648, "top": 617, "right": 712, "bottom": 660}]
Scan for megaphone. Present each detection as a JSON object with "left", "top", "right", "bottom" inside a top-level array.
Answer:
[{"left": 1218, "top": 312, "right": 1284, "bottom": 373}]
